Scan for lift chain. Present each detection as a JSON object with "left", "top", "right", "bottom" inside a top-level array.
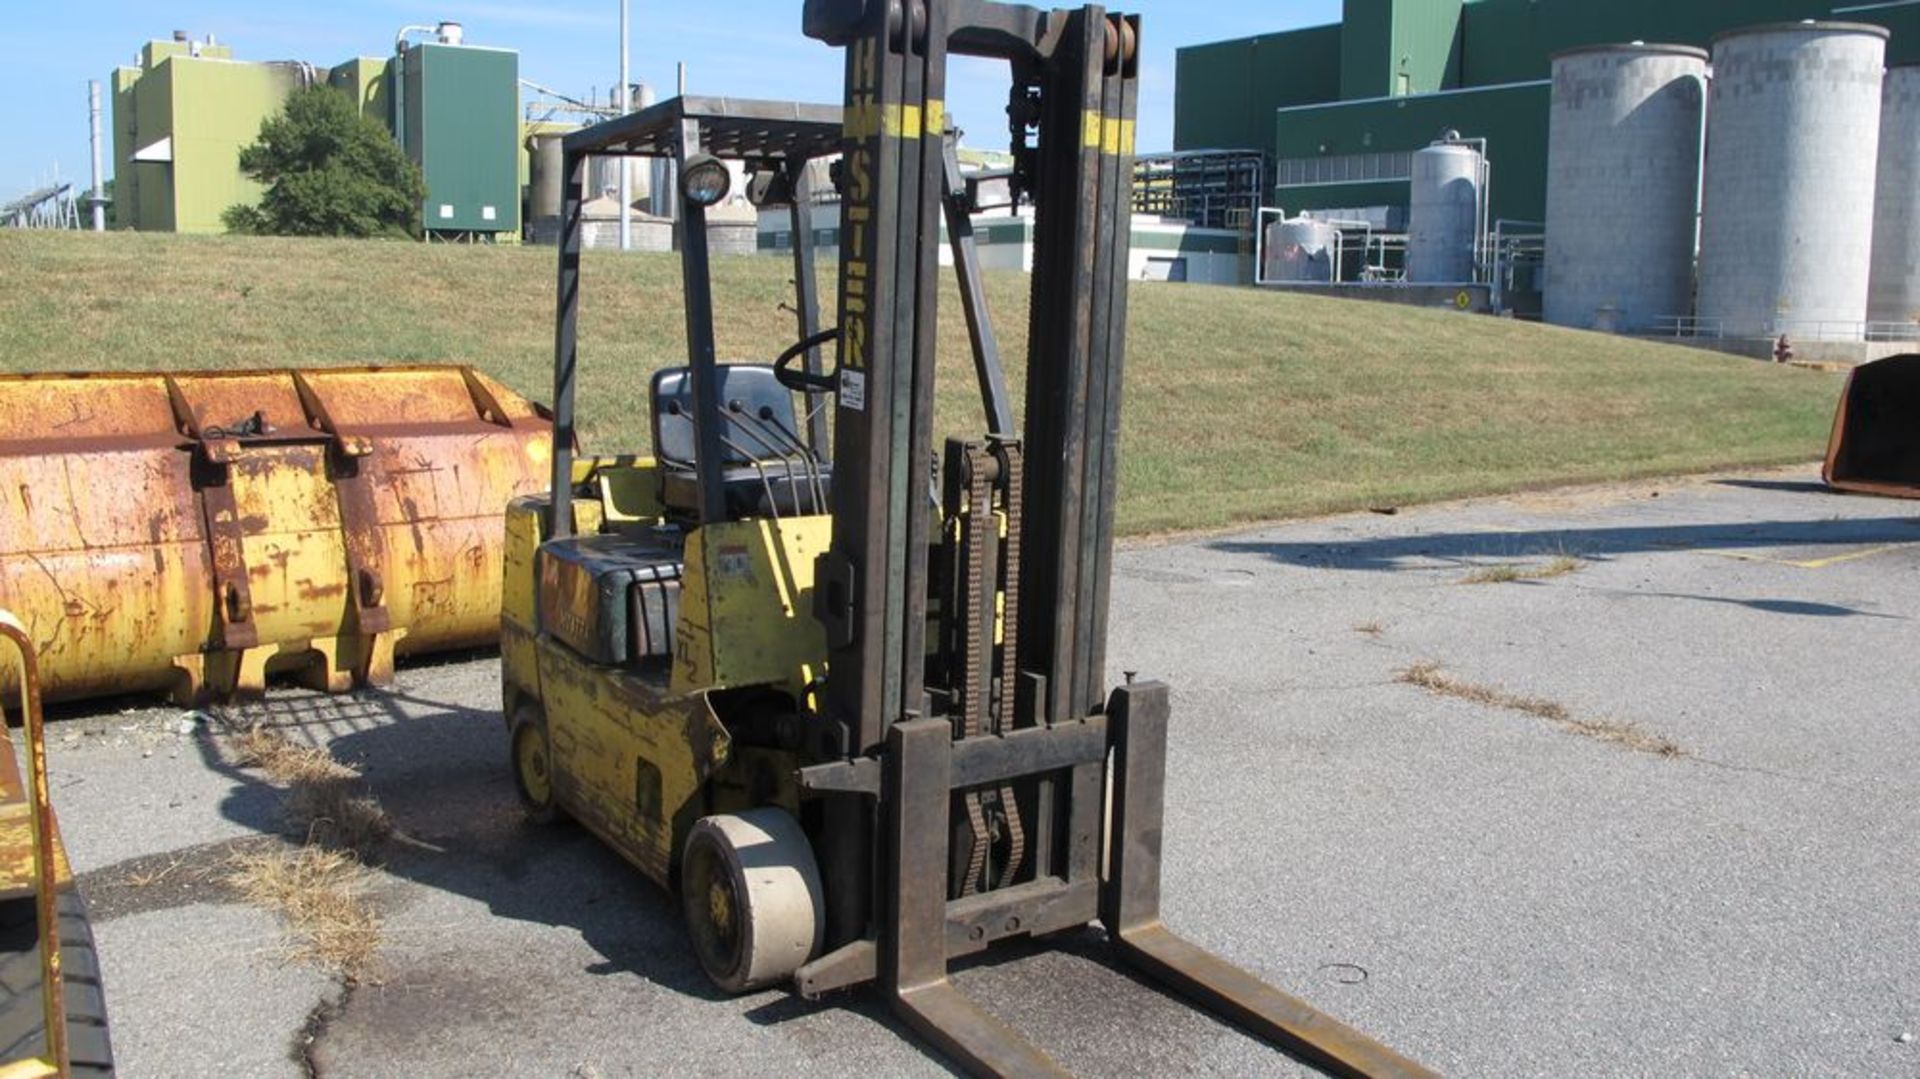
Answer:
[
  {"left": 959, "top": 444, "right": 994, "bottom": 740},
  {"left": 950, "top": 443, "right": 1029, "bottom": 896},
  {"left": 990, "top": 438, "right": 1026, "bottom": 890},
  {"left": 990, "top": 439, "right": 1023, "bottom": 734},
  {"left": 958, "top": 443, "right": 996, "bottom": 895}
]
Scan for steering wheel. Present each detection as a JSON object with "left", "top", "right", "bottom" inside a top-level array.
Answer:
[{"left": 774, "top": 327, "right": 842, "bottom": 393}]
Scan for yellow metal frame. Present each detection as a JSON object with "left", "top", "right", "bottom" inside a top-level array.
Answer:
[
  {"left": 501, "top": 463, "right": 832, "bottom": 888},
  {"left": 0, "top": 611, "right": 67, "bottom": 1078},
  {"left": 672, "top": 516, "right": 832, "bottom": 700}
]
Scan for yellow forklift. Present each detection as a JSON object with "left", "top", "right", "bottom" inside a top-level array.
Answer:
[
  {"left": 0, "top": 613, "right": 114, "bottom": 1078},
  {"left": 501, "top": 2, "right": 1432, "bottom": 1075}
]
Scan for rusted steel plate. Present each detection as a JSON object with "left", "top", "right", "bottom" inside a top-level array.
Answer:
[
  {"left": 0, "top": 366, "right": 552, "bottom": 703},
  {"left": 1824, "top": 353, "right": 1920, "bottom": 499}
]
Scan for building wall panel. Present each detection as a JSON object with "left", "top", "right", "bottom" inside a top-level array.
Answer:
[{"left": 1174, "top": 27, "right": 1343, "bottom": 158}]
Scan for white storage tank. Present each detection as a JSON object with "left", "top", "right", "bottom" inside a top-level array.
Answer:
[
  {"left": 1407, "top": 139, "right": 1484, "bottom": 283},
  {"left": 1869, "top": 64, "right": 1920, "bottom": 329},
  {"left": 1544, "top": 44, "right": 1709, "bottom": 333},
  {"left": 1262, "top": 217, "right": 1339, "bottom": 282},
  {"left": 527, "top": 133, "right": 566, "bottom": 223},
  {"left": 1698, "top": 22, "right": 1888, "bottom": 340}
]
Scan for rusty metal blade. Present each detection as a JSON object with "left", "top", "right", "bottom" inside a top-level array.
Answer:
[
  {"left": 1823, "top": 352, "right": 1920, "bottom": 498},
  {"left": 1113, "top": 923, "right": 1439, "bottom": 1079}
]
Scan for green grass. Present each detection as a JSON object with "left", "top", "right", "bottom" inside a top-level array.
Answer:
[{"left": 0, "top": 230, "right": 1841, "bottom": 535}]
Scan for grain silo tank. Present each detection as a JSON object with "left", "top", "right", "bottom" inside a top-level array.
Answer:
[
  {"left": 1869, "top": 65, "right": 1920, "bottom": 329},
  {"left": 1698, "top": 22, "right": 1888, "bottom": 340},
  {"left": 528, "top": 133, "right": 565, "bottom": 222},
  {"left": 1407, "top": 140, "right": 1484, "bottom": 283},
  {"left": 1544, "top": 44, "right": 1709, "bottom": 333},
  {"left": 1262, "top": 217, "right": 1339, "bottom": 282}
]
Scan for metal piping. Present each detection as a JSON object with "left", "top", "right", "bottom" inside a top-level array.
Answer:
[
  {"left": 1687, "top": 70, "right": 1711, "bottom": 270},
  {"left": 619, "top": 0, "right": 632, "bottom": 251},
  {"left": 87, "top": 81, "right": 105, "bottom": 232}
]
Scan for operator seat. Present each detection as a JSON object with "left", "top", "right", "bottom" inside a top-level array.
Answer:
[{"left": 650, "top": 365, "right": 833, "bottom": 521}]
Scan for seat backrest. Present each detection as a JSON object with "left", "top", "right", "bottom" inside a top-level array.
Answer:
[{"left": 649, "top": 365, "right": 801, "bottom": 469}]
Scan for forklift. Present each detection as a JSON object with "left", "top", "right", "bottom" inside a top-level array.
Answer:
[{"left": 500, "top": 2, "right": 1434, "bottom": 1075}]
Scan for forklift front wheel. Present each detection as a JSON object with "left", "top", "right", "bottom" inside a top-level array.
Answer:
[
  {"left": 681, "top": 808, "right": 825, "bottom": 993},
  {"left": 510, "top": 706, "right": 561, "bottom": 825}
]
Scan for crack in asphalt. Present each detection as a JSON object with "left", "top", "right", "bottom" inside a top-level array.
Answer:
[{"left": 295, "top": 986, "right": 352, "bottom": 1078}]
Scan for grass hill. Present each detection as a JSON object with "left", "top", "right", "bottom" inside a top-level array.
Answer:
[{"left": 0, "top": 230, "right": 1839, "bottom": 534}]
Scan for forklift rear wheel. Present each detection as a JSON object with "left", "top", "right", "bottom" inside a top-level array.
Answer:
[
  {"left": 680, "top": 808, "right": 824, "bottom": 993},
  {"left": 510, "top": 706, "right": 561, "bottom": 825}
]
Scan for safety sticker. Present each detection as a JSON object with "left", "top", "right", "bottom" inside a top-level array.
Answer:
[
  {"left": 840, "top": 369, "right": 867, "bottom": 412},
  {"left": 717, "top": 546, "right": 755, "bottom": 581}
]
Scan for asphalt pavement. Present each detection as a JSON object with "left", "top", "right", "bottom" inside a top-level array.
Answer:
[{"left": 40, "top": 467, "right": 1920, "bottom": 1077}]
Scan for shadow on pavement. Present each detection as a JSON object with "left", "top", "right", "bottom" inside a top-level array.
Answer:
[
  {"left": 187, "top": 684, "right": 1308, "bottom": 1074},
  {"left": 1713, "top": 478, "right": 1837, "bottom": 496},
  {"left": 1628, "top": 593, "right": 1907, "bottom": 620},
  {"left": 192, "top": 689, "right": 723, "bottom": 1002},
  {"left": 1214, "top": 516, "right": 1920, "bottom": 572},
  {"left": 190, "top": 684, "right": 939, "bottom": 1050}
]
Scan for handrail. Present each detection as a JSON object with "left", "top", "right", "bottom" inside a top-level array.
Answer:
[{"left": 1651, "top": 315, "right": 1920, "bottom": 343}]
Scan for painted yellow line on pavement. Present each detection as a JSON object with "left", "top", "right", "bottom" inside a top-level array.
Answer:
[{"left": 1702, "top": 543, "right": 1915, "bottom": 570}]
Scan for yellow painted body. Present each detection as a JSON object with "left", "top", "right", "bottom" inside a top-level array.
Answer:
[
  {"left": 501, "top": 458, "right": 830, "bottom": 887},
  {"left": 0, "top": 367, "right": 551, "bottom": 703}
]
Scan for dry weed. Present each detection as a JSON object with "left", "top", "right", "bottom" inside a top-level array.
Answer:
[
  {"left": 225, "top": 724, "right": 395, "bottom": 980},
  {"left": 228, "top": 846, "right": 381, "bottom": 979},
  {"left": 232, "top": 725, "right": 357, "bottom": 785},
  {"left": 1397, "top": 661, "right": 1683, "bottom": 758},
  {"left": 232, "top": 726, "right": 392, "bottom": 856},
  {"left": 1459, "top": 556, "right": 1585, "bottom": 585}
]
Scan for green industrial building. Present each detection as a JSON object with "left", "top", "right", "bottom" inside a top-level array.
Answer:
[
  {"left": 112, "top": 32, "right": 520, "bottom": 239},
  {"left": 1176, "top": 0, "right": 1920, "bottom": 226},
  {"left": 111, "top": 39, "right": 307, "bottom": 233}
]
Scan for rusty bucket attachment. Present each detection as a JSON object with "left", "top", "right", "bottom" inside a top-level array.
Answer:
[
  {"left": 1824, "top": 353, "right": 1920, "bottom": 499},
  {"left": 0, "top": 367, "right": 551, "bottom": 704}
]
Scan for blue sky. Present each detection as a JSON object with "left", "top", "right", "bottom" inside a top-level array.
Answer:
[{"left": 3, "top": 1, "right": 1341, "bottom": 200}]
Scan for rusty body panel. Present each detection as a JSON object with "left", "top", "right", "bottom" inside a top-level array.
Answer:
[
  {"left": 0, "top": 366, "right": 552, "bottom": 703},
  {"left": 1824, "top": 353, "right": 1920, "bottom": 499}
]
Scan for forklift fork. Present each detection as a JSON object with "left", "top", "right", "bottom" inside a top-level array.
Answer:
[
  {"left": 1102, "top": 685, "right": 1436, "bottom": 1079},
  {"left": 863, "top": 685, "right": 1435, "bottom": 1078}
]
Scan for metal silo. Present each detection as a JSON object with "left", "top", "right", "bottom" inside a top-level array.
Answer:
[
  {"left": 1407, "top": 138, "right": 1485, "bottom": 283},
  {"left": 1869, "top": 65, "right": 1920, "bottom": 329},
  {"left": 1261, "top": 217, "right": 1339, "bottom": 282},
  {"left": 1699, "top": 22, "right": 1888, "bottom": 341},
  {"left": 1544, "top": 44, "right": 1708, "bottom": 333},
  {"left": 528, "top": 133, "right": 565, "bottom": 222}
]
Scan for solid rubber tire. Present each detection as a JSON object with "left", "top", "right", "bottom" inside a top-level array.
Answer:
[
  {"left": 510, "top": 705, "right": 562, "bottom": 825},
  {"left": 680, "top": 807, "right": 825, "bottom": 993}
]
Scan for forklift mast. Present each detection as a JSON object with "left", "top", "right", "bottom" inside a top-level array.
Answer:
[
  {"left": 807, "top": 0, "right": 1132, "bottom": 753},
  {"left": 799, "top": 2, "right": 1434, "bottom": 1076}
]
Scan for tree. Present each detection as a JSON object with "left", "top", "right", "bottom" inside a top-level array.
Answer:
[{"left": 224, "top": 86, "right": 426, "bottom": 238}]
